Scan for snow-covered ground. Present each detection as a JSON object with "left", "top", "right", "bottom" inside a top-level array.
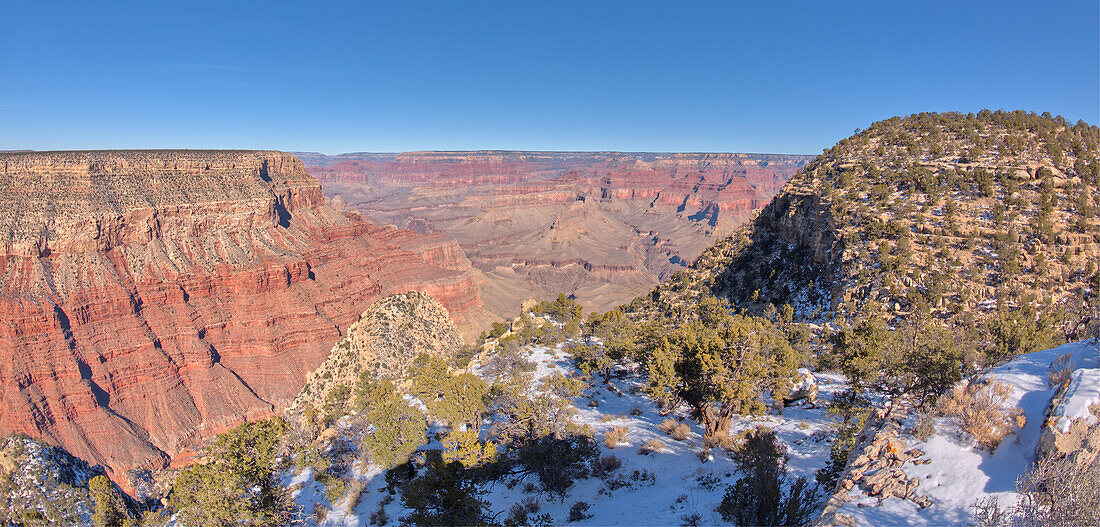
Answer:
[
  {"left": 285, "top": 334, "right": 1098, "bottom": 526},
  {"left": 286, "top": 339, "right": 848, "bottom": 526},
  {"left": 836, "top": 339, "right": 1099, "bottom": 526}
]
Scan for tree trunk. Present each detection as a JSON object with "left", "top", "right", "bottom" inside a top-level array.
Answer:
[{"left": 700, "top": 403, "right": 734, "bottom": 443}]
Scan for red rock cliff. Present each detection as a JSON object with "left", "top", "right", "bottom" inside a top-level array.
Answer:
[{"left": 0, "top": 150, "right": 483, "bottom": 478}]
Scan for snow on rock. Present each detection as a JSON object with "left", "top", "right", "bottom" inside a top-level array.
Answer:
[
  {"left": 833, "top": 339, "right": 1099, "bottom": 526},
  {"left": 1053, "top": 368, "right": 1100, "bottom": 433}
]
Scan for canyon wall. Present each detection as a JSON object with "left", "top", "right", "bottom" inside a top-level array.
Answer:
[
  {"left": 302, "top": 151, "right": 811, "bottom": 319},
  {"left": 0, "top": 150, "right": 484, "bottom": 478}
]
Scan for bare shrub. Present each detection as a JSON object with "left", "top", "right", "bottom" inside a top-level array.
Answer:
[
  {"left": 911, "top": 412, "right": 936, "bottom": 442},
  {"left": 603, "top": 426, "right": 629, "bottom": 448},
  {"left": 506, "top": 497, "right": 541, "bottom": 526},
  {"left": 669, "top": 423, "right": 690, "bottom": 441},
  {"left": 659, "top": 418, "right": 691, "bottom": 441},
  {"left": 640, "top": 438, "right": 665, "bottom": 455},
  {"left": 368, "top": 502, "right": 388, "bottom": 526},
  {"left": 484, "top": 339, "right": 537, "bottom": 377},
  {"left": 345, "top": 480, "right": 367, "bottom": 513},
  {"left": 1014, "top": 454, "right": 1100, "bottom": 526},
  {"left": 1048, "top": 353, "right": 1072, "bottom": 388},
  {"left": 702, "top": 433, "right": 737, "bottom": 451},
  {"left": 313, "top": 503, "right": 329, "bottom": 523},
  {"left": 970, "top": 454, "right": 1100, "bottom": 526},
  {"left": 680, "top": 512, "right": 703, "bottom": 526},
  {"left": 937, "top": 380, "right": 1025, "bottom": 451},
  {"left": 568, "top": 501, "right": 593, "bottom": 522},
  {"left": 970, "top": 496, "right": 1009, "bottom": 527},
  {"left": 590, "top": 454, "right": 623, "bottom": 479}
]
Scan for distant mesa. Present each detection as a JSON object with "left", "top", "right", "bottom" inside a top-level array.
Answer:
[
  {"left": 0, "top": 150, "right": 486, "bottom": 478},
  {"left": 299, "top": 150, "right": 812, "bottom": 320}
]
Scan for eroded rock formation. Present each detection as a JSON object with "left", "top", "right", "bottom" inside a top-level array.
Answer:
[
  {"left": 286, "top": 291, "right": 463, "bottom": 420},
  {"left": 0, "top": 150, "right": 483, "bottom": 478},
  {"left": 300, "top": 151, "right": 810, "bottom": 318}
]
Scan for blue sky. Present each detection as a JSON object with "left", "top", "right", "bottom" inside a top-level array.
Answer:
[{"left": 1, "top": 1, "right": 1096, "bottom": 154}]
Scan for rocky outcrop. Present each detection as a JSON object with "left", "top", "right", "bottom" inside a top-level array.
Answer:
[
  {"left": 287, "top": 291, "right": 463, "bottom": 419},
  {"left": 301, "top": 151, "right": 810, "bottom": 319},
  {"left": 0, "top": 151, "right": 484, "bottom": 480},
  {"left": 0, "top": 434, "right": 106, "bottom": 524},
  {"left": 816, "top": 405, "right": 932, "bottom": 527},
  {"left": 633, "top": 111, "right": 1100, "bottom": 326},
  {"left": 1038, "top": 367, "right": 1100, "bottom": 466}
]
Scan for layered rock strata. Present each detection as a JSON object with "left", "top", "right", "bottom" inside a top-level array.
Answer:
[
  {"left": 301, "top": 151, "right": 810, "bottom": 318},
  {"left": 0, "top": 150, "right": 483, "bottom": 478}
]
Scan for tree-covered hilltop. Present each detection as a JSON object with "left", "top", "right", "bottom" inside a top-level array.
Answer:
[{"left": 632, "top": 110, "right": 1098, "bottom": 341}]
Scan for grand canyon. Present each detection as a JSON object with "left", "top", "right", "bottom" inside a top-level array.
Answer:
[
  {"left": 0, "top": 149, "right": 805, "bottom": 480},
  {"left": 2, "top": 113, "right": 1098, "bottom": 527},
  {"left": 3, "top": 2, "right": 1096, "bottom": 524},
  {"left": 0, "top": 150, "right": 486, "bottom": 479},
  {"left": 301, "top": 151, "right": 810, "bottom": 320}
]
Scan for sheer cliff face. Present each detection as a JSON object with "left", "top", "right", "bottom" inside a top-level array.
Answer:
[
  {"left": 0, "top": 151, "right": 483, "bottom": 477},
  {"left": 303, "top": 151, "right": 811, "bottom": 319}
]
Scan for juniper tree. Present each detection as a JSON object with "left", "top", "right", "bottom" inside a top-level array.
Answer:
[
  {"left": 439, "top": 430, "right": 497, "bottom": 468},
  {"left": 584, "top": 307, "right": 638, "bottom": 362},
  {"left": 834, "top": 316, "right": 966, "bottom": 404},
  {"left": 355, "top": 378, "right": 427, "bottom": 469},
  {"left": 644, "top": 297, "right": 803, "bottom": 441},
  {"left": 168, "top": 418, "right": 292, "bottom": 527},
  {"left": 89, "top": 475, "right": 128, "bottom": 527},
  {"left": 487, "top": 372, "right": 585, "bottom": 443},
  {"left": 643, "top": 336, "right": 681, "bottom": 412},
  {"left": 718, "top": 427, "right": 820, "bottom": 526},
  {"left": 400, "top": 452, "right": 490, "bottom": 527}
]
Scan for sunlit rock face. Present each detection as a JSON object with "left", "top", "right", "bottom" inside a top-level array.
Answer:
[{"left": 0, "top": 150, "right": 484, "bottom": 477}]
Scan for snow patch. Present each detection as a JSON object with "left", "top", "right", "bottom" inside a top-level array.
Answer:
[
  {"left": 1055, "top": 366, "right": 1100, "bottom": 433},
  {"left": 837, "top": 338, "right": 1099, "bottom": 526}
]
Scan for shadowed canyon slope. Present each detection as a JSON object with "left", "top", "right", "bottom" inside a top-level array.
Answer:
[
  {"left": 300, "top": 151, "right": 811, "bottom": 319},
  {"left": 0, "top": 150, "right": 486, "bottom": 477}
]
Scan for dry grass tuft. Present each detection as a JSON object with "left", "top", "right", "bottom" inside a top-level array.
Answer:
[
  {"left": 603, "top": 426, "right": 629, "bottom": 448},
  {"left": 658, "top": 418, "right": 691, "bottom": 441},
  {"left": 640, "top": 438, "right": 665, "bottom": 455}
]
